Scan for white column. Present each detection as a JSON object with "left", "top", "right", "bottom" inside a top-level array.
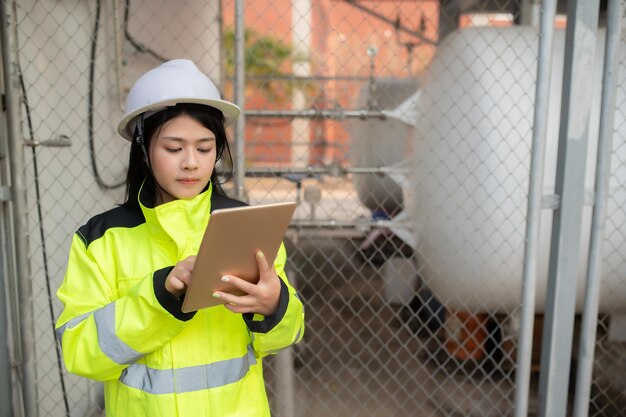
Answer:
[{"left": 291, "top": 0, "right": 312, "bottom": 167}]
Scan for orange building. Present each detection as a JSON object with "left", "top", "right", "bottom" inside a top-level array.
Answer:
[{"left": 221, "top": 0, "right": 438, "bottom": 167}]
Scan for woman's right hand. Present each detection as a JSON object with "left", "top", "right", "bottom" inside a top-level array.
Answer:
[{"left": 165, "top": 255, "right": 196, "bottom": 298}]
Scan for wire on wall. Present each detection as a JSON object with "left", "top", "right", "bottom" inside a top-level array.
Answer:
[
  {"left": 88, "top": 0, "right": 171, "bottom": 190},
  {"left": 89, "top": 0, "right": 125, "bottom": 189},
  {"left": 17, "top": 63, "right": 71, "bottom": 417},
  {"left": 123, "top": 0, "right": 169, "bottom": 62}
]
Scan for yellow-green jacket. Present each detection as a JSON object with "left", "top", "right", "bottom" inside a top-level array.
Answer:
[{"left": 55, "top": 186, "right": 304, "bottom": 416}]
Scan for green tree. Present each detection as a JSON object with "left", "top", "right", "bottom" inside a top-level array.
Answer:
[{"left": 223, "top": 27, "right": 314, "bottom": 104}]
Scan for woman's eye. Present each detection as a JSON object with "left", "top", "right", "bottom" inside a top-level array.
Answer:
[
  {"left": 165, "top": 147, "right": 181, "bottom": 153},
  {"left": 198, "top": 148, "right": 212, "bottom": 153}
]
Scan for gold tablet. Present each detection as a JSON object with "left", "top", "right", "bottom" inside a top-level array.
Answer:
[{"left": 181, "top": 201, "right": 297, "bottom": 313}]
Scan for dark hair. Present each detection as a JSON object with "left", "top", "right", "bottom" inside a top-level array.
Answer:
[{"left": 122, "top": 103, "right": 233, "bottom": 208}]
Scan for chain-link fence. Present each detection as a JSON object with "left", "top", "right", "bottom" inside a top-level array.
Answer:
[{"left": 2, "top": 0, "right": 625, "bottom": 416}]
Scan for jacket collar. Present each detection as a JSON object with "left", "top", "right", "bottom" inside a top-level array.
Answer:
[{"left": 139, "top": 182, "right": 212, "bottom": 257}]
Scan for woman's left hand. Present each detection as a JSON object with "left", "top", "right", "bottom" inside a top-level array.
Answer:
[{"left": 213, "top": 251, "right": 281, "bottom": 316}]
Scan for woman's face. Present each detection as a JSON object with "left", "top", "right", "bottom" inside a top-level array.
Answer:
[{"left": 149, "top": 114, "right": 217, "bottom": 205}]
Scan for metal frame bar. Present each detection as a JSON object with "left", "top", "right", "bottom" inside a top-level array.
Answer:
[
  {"left": 0, "top": 233, "right": 11, "bottom": 417},
  {"left": 0, "top": 7, "right": 14, "bottom": 415},
  {"left": 230, "top": 4, "right": 297, "bottom": 417},
  {"left": 538, "top": 1, "right": 600, "bottom": 416},
  {"left": 233, "top": 0, "right": 246, "bottom": 200},
  {"left": 573, "top": 2, "right": 624, "bottom": 416},
  {"left": 0, "top": 178, "right": 14, "bottom": 417},
  {"left": 244, "top": 108, "right": 401, "bottom": 120},
  {"left": 514, "top": 0, "right": 557, "bottom": 415},
  {"left": 244, "top": 166, "right": 410, "bottom": 178},
  {"left": 0, "top": 1, "right": 37, "bottom": 416}
]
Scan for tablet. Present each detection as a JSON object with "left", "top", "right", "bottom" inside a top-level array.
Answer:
[{"left": 181, "top": 201, "right": 297, "bottom": 312}]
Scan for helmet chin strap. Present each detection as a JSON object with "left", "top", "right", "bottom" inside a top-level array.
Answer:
[
  {"left": 135, "top": 113, "right": 167, "bottom": 204},
  {"left": 135, "top": 113, "right": 151, "bottom": 169},
  {"left": 134, "top": 113, "right": 172, "bottom": 205}
]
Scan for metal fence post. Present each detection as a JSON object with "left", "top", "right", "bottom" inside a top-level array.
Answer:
[
  {"left": 0, "top": 199, "right": 13, "bottom": 417},
  {"left": 0, "top": 12, "right": 14, "bottom": 413},
  {"left": 0, "top": 1, "right": 38, "bottom": 416},
  {"left": 573, "top": 1, "right": 624, "bottom": 416},
  {"left": 234, "top": 0, "right": 246, "bottom": 201},
  {"left": 538, "top": 1, "right": 600, "bottom": 416},
  {"left": 514, "top": 1, "right": 557, "bottom": 416}
]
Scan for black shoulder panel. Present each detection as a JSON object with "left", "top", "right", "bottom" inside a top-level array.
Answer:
[
  {"left": 76, "top": 206, "right": 145, "bottom": 248},
  {"left": 210, "top": 194, "right": 248, "bottom": 211}
]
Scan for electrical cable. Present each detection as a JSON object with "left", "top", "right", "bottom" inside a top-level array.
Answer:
[
  {"left": 123, "top": 0, "right": 169, "bottom": 62},
  {"left": 89, "top": 0, "right": 125, "bottom": 189},
  {"left": 17, "top": 65, "right": 71, "bottom": 417},
  {"left": 88, "top": 0, "right": 171, "bottom": 190}
]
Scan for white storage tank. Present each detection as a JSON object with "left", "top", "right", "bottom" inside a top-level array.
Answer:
[
  {"left": 348, "top": 78, "right": 420, "bottom": 217},
  {"left": 413, "top": 26, "right": 626, "bottom": 314}
]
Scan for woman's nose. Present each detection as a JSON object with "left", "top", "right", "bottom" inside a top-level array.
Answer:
[{"left": 182, "top": 150, "right": 199, "bottom": 170}]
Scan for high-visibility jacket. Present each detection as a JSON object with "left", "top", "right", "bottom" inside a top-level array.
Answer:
[{"left": 55, "top": 185, "right": 304, "bottom": 417}]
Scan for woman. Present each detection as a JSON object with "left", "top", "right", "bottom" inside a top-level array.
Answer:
[{"left": 55, "top": 59, "right": 304, "bottom": 417}]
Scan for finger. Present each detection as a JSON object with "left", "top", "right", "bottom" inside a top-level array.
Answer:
[
  {"left": 212, "top": 291, "right": 252, "bottom": 309},
  {"left": 181, "top": 256, "right": 196, "bottom": 270},
  {"left": 176, "top": 267, "right": 193, "bottom": 285},
  {"left": 220, "top": 275, "right": 257, "bottom": 295},
  {"left": 170, "top": 276, "right": 186, "bottom": 291},
  {"left": 256, "top": 252, "right": 278, "bottom": 286},
  {"left": 165, "top": 274, "right": 187, "bottom": 296},
  {"left": 255, "top": 251, "right": 270, "bottom": 274},
  {"left": 222, "top": 301, "right": 247, "bottom": 314}
]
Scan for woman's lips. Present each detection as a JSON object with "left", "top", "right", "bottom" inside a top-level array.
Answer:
[{"left": 178, "top": 178, "right": 200, "bottom": 185}]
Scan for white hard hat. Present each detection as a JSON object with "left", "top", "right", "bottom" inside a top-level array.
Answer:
[{"left": 117, "top": 59, "right": 240, "bottom": 141}]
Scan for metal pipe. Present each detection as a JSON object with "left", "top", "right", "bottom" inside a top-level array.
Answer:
[
  {"left": 0, "top": 196, "right": 14, "bottom": 417},
  {"left": 0, "top": 1, "right": 38, "bottom": 416},
  {"left": 245, "top": 108, "right": 391, "bottom": 120},
  {"left": 273, "top": 333, "right": 295, "bottom": 417},
  {"left": 573, "top": 2, "right": 623, "bottom": 416},
  {"left": 237, "top": 74, "right": 374, "bottom": 82},
  {"left": 23, "top": 134, "right": 72, "bottom": 148},
  {"left": 347, "top": 167, "right": 411, "bottom": 174},
  {"left": 112, "top": 0, "right": 125, "bottom": 112},
  {"left": 538, "top": 1, "right": 600, "bottom": 416},
  {"left": 513, "top": 1, "right": 557, "bottom": 416},
  {"left": 289, "top": 219, "right": 413, "bottom": 229},
  {"left": 233, "top": 0, "right": 245, "bottom": 200},
  {"left": 244, "top": 166, "right": 410, "bottom": 178}
]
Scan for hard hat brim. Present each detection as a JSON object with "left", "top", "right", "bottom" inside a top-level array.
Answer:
[{"left": 117, "top": 97, "right": 241, "bottom": 141}]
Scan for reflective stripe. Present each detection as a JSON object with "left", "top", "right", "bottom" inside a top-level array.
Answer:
[
  {"left": 94, "top": 303, "right": 144, "bottom": 365},
  {"left": 57, "top": 304, "right": 144, "bottom": 365},
  {"left": 56, "top": 311, "right": 93, "bottom": 341},
  {"left": 265, "top": 324, "right": 304, "bottom": 355},
  {"left": 293, "top": 324, "right": 303, "bottom": 345},
  {"left": 120, "top": 345, "right": 257, "bottom": 394}
]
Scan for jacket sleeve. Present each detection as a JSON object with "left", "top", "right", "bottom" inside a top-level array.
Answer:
[
  {"left": 55, "top": 233, "right": 192, "bottom": 381},
  {"left": 242, "top": 243, "right": 305, "bottom": 355}
]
